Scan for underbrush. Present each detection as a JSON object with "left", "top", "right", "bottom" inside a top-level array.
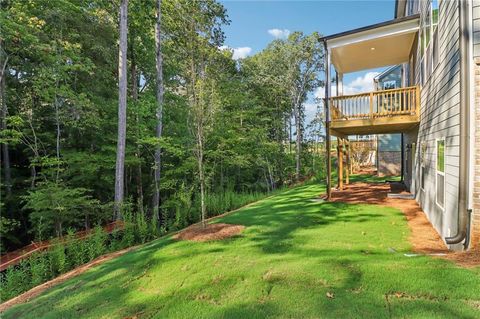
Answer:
[
  {"left": 206, "top": 190, "right": 275, "bottom": 217},
  {"left": 0, "top": 212, "right": 161, "bottom": 301},
  {"left": 0, "top": 188, "right": 283, "bottom": 302}
]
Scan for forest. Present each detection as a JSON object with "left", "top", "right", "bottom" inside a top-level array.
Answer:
[{"left": 0, "top": 0, "right": 325, "bottom": 253}]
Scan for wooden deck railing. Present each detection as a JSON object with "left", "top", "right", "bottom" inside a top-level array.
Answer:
[{"left": 330, "top": 86, "right": 420, "bottom": 121}]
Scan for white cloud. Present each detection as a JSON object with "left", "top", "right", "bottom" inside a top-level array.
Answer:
[
  {"left": 348, "top": 71, "right": 379, "bottom": 93},
  {"left": 219, "top": 46, "right": 252, "bottom": 60},
  {"left": 314, "top": 71, "right": 380, "bottom": 99},
  {"left": 232, "top": 47, "right": 252, "bottom": 60},
  {"left": 268, "top": 28, "right": 291, "bottom": 39}
]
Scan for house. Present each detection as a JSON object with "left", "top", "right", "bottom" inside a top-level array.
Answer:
[{"left": 321, "top": 0, "right": 480, "bottom": 250}]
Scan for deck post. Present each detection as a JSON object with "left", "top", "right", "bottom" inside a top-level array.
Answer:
[
  {"left": 369, "top": 92, "right": 374, "bottom": 119},
  {"left": 345, "top": 138, "right": 350, "bottom": 185},
  {"left": 324, "top": 41, "right": 332, "bottom": 200},
  {"left": 337, "top": 138, "right": 344, "bottom": 190},
  {"left": 415, "top": 86, "right": 420, "bottom": 117}
]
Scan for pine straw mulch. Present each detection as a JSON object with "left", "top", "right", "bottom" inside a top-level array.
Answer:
[
  {"left": 328, "top": 181, "right": 480, "bottom": 268},
  {"left": 172, "top": 223, "right": 245, "bottom": 242}
]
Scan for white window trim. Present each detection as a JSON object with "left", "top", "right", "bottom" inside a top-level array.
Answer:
[{"left": 435, "top": 138, "right": 445, "bottom": 210}]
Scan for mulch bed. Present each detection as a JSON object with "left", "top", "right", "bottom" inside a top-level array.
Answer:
[
  {"left": 329, "top": 181, "right": 479, "bottom": 268},
  {"left": 172, "top": 223, "right": 245, "bottom": 242}
]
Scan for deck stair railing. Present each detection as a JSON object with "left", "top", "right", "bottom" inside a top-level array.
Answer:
[{"left": 330, "top": 86, "right": 420, "bottom": 121}]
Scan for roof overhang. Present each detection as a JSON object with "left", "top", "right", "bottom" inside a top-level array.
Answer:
[{"left": 321, "top": 14, "right": 419, "bottom": 74}]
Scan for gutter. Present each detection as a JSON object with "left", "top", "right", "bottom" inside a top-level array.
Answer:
[{"left": 445, "top": 0, "right": 471, "bottom": 248}]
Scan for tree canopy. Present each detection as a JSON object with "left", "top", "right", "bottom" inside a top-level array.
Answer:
[{"left": 0, "top": 0, "right": 325, "bottom": 251}]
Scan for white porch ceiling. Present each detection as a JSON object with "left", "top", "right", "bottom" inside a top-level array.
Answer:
[{"left": 324, "top": 16, "right": 420, "bottom": 74}]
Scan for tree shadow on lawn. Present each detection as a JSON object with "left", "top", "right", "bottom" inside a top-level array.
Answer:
[
  {"left": 220, "top": 185, "right": 390, "bottom": 254},
  {"left": 9, "top": 248, "right": 479, "bottom": 319},
  {"left": 5, "top": 184, "right": 479, "bottom": 318}
]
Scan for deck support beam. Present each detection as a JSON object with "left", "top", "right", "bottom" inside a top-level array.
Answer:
[
  {"left": 337, "top": 138, "right": 344, "bottom": 190},
  {"left": 345, "top": 138, "right": 350, "bottom": 185}
]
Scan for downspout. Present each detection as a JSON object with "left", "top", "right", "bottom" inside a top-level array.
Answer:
[{"left": 445, "top": 0, "right": 471, "bottom": 247}]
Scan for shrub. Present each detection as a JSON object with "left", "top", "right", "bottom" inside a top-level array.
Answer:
[
  {"left": 86, "top": 225, "right": 107, "bottom": 261},
  {"left": 67, "top": 235, "right": 87, "bottom": 268},
  {"left": 48, "top": 239, "right": 67, "bottom": 276},
  {"left": 29, "top": 252, "right": 50, "bottom": 286},
  {"left": 1, "top": 260, "right": 30, "bottom": 300},
  {"left": 120, "top": 211, "right": 135, "bottom": 249},
  {"left": 135, "top": 213, "right": 149, "bottom": 244}
]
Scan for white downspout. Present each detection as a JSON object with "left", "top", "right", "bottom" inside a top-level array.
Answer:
[{"left": 467, "top": 0, "right": 475, "bottom": 246}]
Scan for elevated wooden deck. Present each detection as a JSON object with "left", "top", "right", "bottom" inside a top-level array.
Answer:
[{"left": 329, "top": 86, "right": 420, "bottom": 137}]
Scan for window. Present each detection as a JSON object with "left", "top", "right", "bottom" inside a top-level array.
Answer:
[
  {"left": 431, "top": 0, "right": 439, "bottom": 70},
  {"left": 407, "top": 0, "right": 420, "bottom": 15},
  {"left": 436, "top": 139, "right": 445, "bottom": 208},
  {"left": 383, "top": 80, "right": 396, "bottom": 90},
  {"left": 419, "top": 0, "right": 440, "bottom": 85},
  {"left": 420, "top": 142, "right": 427, "bottom": 190}
]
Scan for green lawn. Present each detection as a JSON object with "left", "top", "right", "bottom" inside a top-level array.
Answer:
[{"left": 3, "top": 183, "right": 480, "bottom": 319}]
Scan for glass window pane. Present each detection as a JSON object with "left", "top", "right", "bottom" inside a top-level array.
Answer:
[
  {"left": 437, "top": 140, "right": 444, "bottom": 172},
  {"left": 432, "top": 0, "right": 439, "bottom": 28},
  {"left": 437, "top": 173, "right": 444, "bottom": 207},
  {"left": 424, "top": 5, "right": 431, "bottom": 48}
]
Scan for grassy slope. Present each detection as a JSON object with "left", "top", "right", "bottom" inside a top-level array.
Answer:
[{"left": 3, "top": 183, "right": 480, "bottom": 319}]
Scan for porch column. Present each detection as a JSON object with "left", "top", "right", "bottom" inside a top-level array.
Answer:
[
  {"left": 336, "top": 72, "right": 343, "bottom": 96},
  {"left": 324, "top": 42, "right": 332, "bottom": 200},
  {"left": 338, "top": 71, "right": 346, "bottom": 186}
]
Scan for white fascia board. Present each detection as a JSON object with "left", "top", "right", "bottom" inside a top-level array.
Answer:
[{"left": 327, "top": 18, "right": 419, "bottom": 49}]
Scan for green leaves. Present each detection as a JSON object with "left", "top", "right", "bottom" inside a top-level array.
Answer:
[{"left": 22, "top": 181, "right": 101, "bottom": 239}]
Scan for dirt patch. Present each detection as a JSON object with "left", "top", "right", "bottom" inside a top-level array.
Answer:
[
  {"left": 328, "top": 182, "right": 480, "bottom": 268},
  {"left": 173, "top": 223, "right": 245, "bottom": 242},
  {"left": 0, "top": 245, "right": 138, "bottom": 313},
  {"left": 443, "top": 249, "right": 480, "bottom": 268}
]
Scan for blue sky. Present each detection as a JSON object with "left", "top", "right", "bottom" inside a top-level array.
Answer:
[{"left": 219, "top": 0, "right": 397, "bottom": 124}]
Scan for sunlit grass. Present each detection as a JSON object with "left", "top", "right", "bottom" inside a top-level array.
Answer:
[{"left": 3, "top": 182, "right": 479, "bottom": 319}]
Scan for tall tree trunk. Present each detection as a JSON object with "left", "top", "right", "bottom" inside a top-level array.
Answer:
[
  {"left": 54, "top": 92, "right": 61, "bottom": 183},
  {"left": 197, "top": 132, "right": 206, "bottom": 228},
  {"left": 153, "top": 0, "right": 164, "bottom": 223},
  {"left": 114, "top": 0, "right": 128, "bottom": 220},
  {"left": 289, "top": 115, "right": 292, "bottom": 154},
  {"left": 0, "top": 40, "right": 11, "bottom": 197},
  {"left": 294, "top": 103, "right": 301, "bottom": 181},
  {"left": 0, "top": 64, "right": 11, "bottom": 197},
  {"left": 129, "top": 33, "right": 144, "bottom": 216}
]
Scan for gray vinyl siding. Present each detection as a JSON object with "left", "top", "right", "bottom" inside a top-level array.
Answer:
[
  {"left": 408, "top": 0, "right": 461, "bottom": 244},
  {"left": 473, "top": 0, "right": 480, "bottom": 57}
]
